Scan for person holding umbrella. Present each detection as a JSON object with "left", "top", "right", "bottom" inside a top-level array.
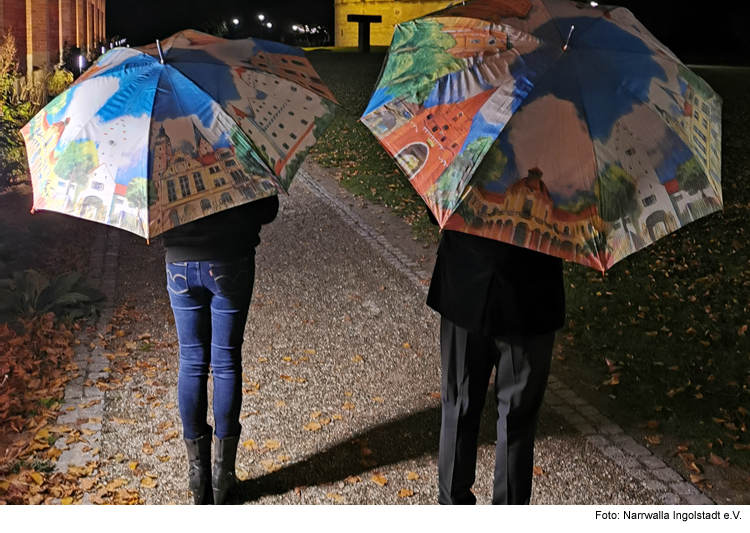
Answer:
[
  {"left": 162, "top": 196, "right": 278, "bottom": 505},
  {"left": 21, "top": 30, "right": 339, "bottom": 504},
  {"left": 427, "top": 215, "right": 565, "bottom": 504}
]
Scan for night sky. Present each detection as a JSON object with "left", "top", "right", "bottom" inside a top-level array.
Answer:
[{"left": 107, "top": 0, "right": 749, "bottom": 64}]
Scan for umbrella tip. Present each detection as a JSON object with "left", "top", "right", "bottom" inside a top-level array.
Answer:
[
  {"left": 30, "top": 207, "right": 35, "bottom": 215},
  {"left": 156, "top": 39, "right": 165, "bottom": 64},
  {"left": 147, "top": 238, "right": 150, "bottom": 246}
]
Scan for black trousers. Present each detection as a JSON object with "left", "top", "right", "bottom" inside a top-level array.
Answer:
[{"left": 438, "top": 317, "right": 555, "bottom": 505}]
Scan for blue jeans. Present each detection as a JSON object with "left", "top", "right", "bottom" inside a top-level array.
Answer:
[{"left": 166, "top": 258, "right": 254, "bottom": 440}]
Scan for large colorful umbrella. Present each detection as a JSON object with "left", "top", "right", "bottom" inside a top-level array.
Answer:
[
  {"left": 22, "top": 30, "right": 338, "bottom": 239},
  {"left": 362, "top": 0, "right": 722, "bottom": 271}
]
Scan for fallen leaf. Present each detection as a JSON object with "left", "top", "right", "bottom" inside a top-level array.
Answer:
[
  {"left": 326, "top": 492, "right": 345, "bottom": 503},
  {"left": 343, "top": 401, "right": 355, "bottom": 411},
  {"left": 112, "top": 417, "right": 137, "bottom": 425},
  {"left": 407, "top": 472, "right": 419, "bottom": 481},
  {"left": 277, "top": 454, "right": 291, "bottom": 462},
  {"left": 645, "top": 435, "right": 662, "bottom": 445},
  {"left": 646, "top": 420, "right": 660, "bottom": 429},
  {"left": 142, "top": 443, "right": 154, "bottom": 455},
  {"left": 402, "top": 343, "right": 411, "bottom": 349},
  {"left": 304, "top": 422, "right": 322, "bottom": 432},
  {"left": 30, "top": 472, "right": 43, "bottom": 485},
  {"left": 61, "top": 496, "right": 73, "bottom": 505},
  {"left": 311, "top": 411, "right": 322, "bottom": 419},
  {"left": 532, "top": 466, "right": 548, "bottom": 477},
  {"left": 351, "top": 355, "right": 363, "bottom": 363},
  {"left": 398, "top": 488, "right": 414, "bottom": 498},
  {"left": 371, "top": 473, "right": 388, "bottom": 486},
  {"left": 140, "top": 477, "right": 157, "bottom": 489},
  {"left": 304, "top": 349, "right": 316, "bottom": 355},
  {"left": 428, "top": 392, "right": 441, "bottom": 399},
  {"left": 243, "top": 439, "right": 258, "bottom": 451},
  {"left": 128, "top": 461, "right": 138, "bottom": 471},
  {"left": 708, "top": 453, "right": 730, "bottom": 468},
  {"left": 345, "top": 475, "right": 361, "bottom": 484},
  {"left": 332, "top": 414, "right": 343, "bottom": 420},
  {"left": 276, "top": 401, "right": 287, "bottom": 408},
  {"left": 264, "top": 440, "right": 281, "bottom": 451},
  {"left": 372, "top": 397, "right": 384, "bottom": 403},
  {"left": 236, "top": 469, "right": 249, "bottom": 481},
  {"left": 690, "top": 474, "right": 706, "bottom": 484},
  {"left": 157, "top": 455, "right": 171, "bottom": 462},
  {"left": 259, "top": 460, "right": 281, "bottom": 473}
]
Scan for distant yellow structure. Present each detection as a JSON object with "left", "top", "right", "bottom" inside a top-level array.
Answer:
[{"left": 335, "top": 0, "right": 455, "bottom": 47}]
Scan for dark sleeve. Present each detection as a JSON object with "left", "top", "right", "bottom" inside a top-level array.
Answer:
[
  {"left": 427, "top": 209, "right": 439, "bottom": 226},
  {"left": 256, "top": 195, "right": 280, "bottom": 225}
]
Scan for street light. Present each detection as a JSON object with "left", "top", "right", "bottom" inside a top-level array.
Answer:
[
  {"left": 266, "top": 22, "right": 272, "bottom": 29},
  {"left": 232, "top": 18, "right": 240, "bottom": 26},
  {"left": 257, "top": 14, "right": 265, "bottom": 22}
]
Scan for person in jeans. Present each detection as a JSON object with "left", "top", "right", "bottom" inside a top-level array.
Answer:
[
  {"left": 162, "top": 195, "right": 279, "bottom": 504},
  {"left": 426, "top": 228, "right": 565, "bottom": 504}
]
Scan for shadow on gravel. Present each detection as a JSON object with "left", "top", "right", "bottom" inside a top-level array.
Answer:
[{"left": 235, "top": 390, "right": 572, "bottom": 503}]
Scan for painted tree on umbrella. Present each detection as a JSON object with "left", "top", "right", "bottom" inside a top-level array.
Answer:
[
  {"left": 22, "top": 30, "right": 339, "bottom": 239},
  {"left": 362, "top": 0, "right": 722, "bottom": 271}
]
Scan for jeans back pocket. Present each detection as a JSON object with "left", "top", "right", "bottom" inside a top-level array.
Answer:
[
  {"left": 166, "top": 262, "right": 189, "bottom": 294},
  {"left": 209, "top": 258, "right": 253, "bottom": 297}
]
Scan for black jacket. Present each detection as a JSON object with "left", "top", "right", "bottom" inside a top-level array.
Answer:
[
  {"left": 161, "top": 196, "right": 279, "bottom": 263},
  {"left": 427, "top": 230, "right": 565, "bottom": 337}
]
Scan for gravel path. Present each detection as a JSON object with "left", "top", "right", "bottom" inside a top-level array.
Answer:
[{"left": 68, "top": 160, "right": 709, "bottom": 505}]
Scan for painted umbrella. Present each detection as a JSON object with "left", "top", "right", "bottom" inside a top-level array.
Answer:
[
  {"left": 362, "top": 0, "right": 722, "bottom": 271},
  {"left": 22, "top": 30, "right": 338, "bottom": 239}
]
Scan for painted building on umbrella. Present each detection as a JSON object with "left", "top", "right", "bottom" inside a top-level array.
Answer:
[
  {"left": 374, "top": 89, "right": 496, "bottom": 196},
  {"left": 150, "top": 122, "right": 277, "bottom": 233},
  {"left": 453, "top": 167, "right": 605, "bottom": 267}
]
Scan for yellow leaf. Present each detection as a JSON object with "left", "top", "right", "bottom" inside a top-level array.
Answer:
[
  {"left": 304, "top": 422, "right": 322, "bottom": 432},
  {"left": 311, "top": 411, "right": 322, "bottom": 419},
  {"left": 398, "top": 488, "right": 414, "bottom": 498},
  {"left": 326, "top": 492, "right": 345, "bottom": 503},
  {"left": 165, "top": 403, "right": 175, "bottom": 409},
  {"left": 282, "top": 356, "right": 293, "bottom": 362},
  {"left": 277, "top": 454, "right": 291, "bottom": 462},
  {"left": 61, "top": 496, "right": 74, "bottom": 505},
  {"left": 343, "top": 401, "right": 355, "bottom": 411},
  {"left": 276, "top": 401, "right": 287, "bottom": 408},
  {"left": 319, "top": 417, "right": 331, "bottom": 426},
  {"left": 128, "top": 461, "right": 138, "bottom": 471},
  {"left": 402, "top": 343, "right": 411, "bottom": 349},
  {"left": 144, "top": 471, "right": 157, "bottom": 479},
  {"left": 407, "top": 472, "right": 419, "bottom": 481},
  {"left": 351, "top": 355, "right": 363, "bottom": 363},
  {"left": 265, "top": 440, "right": 281, "bottom": 450},
  {"left": 332, "top": 414, "right": 343, "bottom": 420},
  {"left": 112, "top": 417, "right": 136, "bottom": 425},
  {"left": 140, "top": 477, "right": 158, "bottom": 489},
  {"left": 243, "top": 439, "right": 258, "bottom": 451},
  {"left": 236, "top": 469, "right": 249, "bottom": 481},
  {"left": 372, "top": 397, "right": 384, "bottom": 403},
  {"left": 157, "top": 455, "right": 171, "bottom": 462},
  {"left": 344, "top": 391, "right": 353, "bottom": 398},
  {"left": 260, "top": 460, "right": 281, "bottom": 473},
  {"left": 142, "top": 443, "right": 154, "bottom": 455},
  {"left": 371, "top": 473, "right": 387, "bottom": 486},
  {"left": 30, "top": 472, "right": 44, "bottom": 485},
  {"left": 304, "top": 349, "right": 316, "bottom": 355},
  {"left": 344, "top": 476, "right": 361, "bottom": 484}
]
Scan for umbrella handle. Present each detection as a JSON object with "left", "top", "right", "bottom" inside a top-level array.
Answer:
[{"left": 156, "top": 39, "right": 165, "bottom": 64}]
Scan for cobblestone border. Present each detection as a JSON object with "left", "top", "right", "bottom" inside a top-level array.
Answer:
[
  {"left": 54, "top": 227, "right": 120, "bottom": 503},
  {"left": 299, "top": 170, "right": 714, "bottom": 506}
]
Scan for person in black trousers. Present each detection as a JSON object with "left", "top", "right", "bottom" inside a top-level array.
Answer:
[
  {"left": 426, "top": 228, "right": 565, "bottom": 504},
  {"left": 161, "top": 196, "right": 278, "bottom": 504}
]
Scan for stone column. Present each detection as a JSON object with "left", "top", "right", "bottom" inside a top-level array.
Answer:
[
  {"left": 59, "top": 0, "right": 76, "bottom": 56},
  {"left": 26, "top": 0, "right": 50, "bottom": 74},
  {"left": 86, "top": 0, "right": 92, "bottom": 50},
  {"left": 76, "top": 0, "right": 84, "bottom": 48}
]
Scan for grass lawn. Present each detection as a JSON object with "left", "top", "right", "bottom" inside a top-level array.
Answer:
[{"left": 308, "top": 51, "right": 750, "bottom": 466}]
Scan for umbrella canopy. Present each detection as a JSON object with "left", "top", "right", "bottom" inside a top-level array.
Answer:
[
  {"left": 362, "top": 0, "right": 722, "bottom": 271},
  {"left": 22, "top": 30, "right": 338, "bottom": 239}
]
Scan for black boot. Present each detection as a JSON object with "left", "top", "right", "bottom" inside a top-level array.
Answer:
[
  {"left": 184, "top": 434, "right": 213, "bottom": 505},
  {"left": 212, "top": 434, "right": 240, "bottom": 505}
]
